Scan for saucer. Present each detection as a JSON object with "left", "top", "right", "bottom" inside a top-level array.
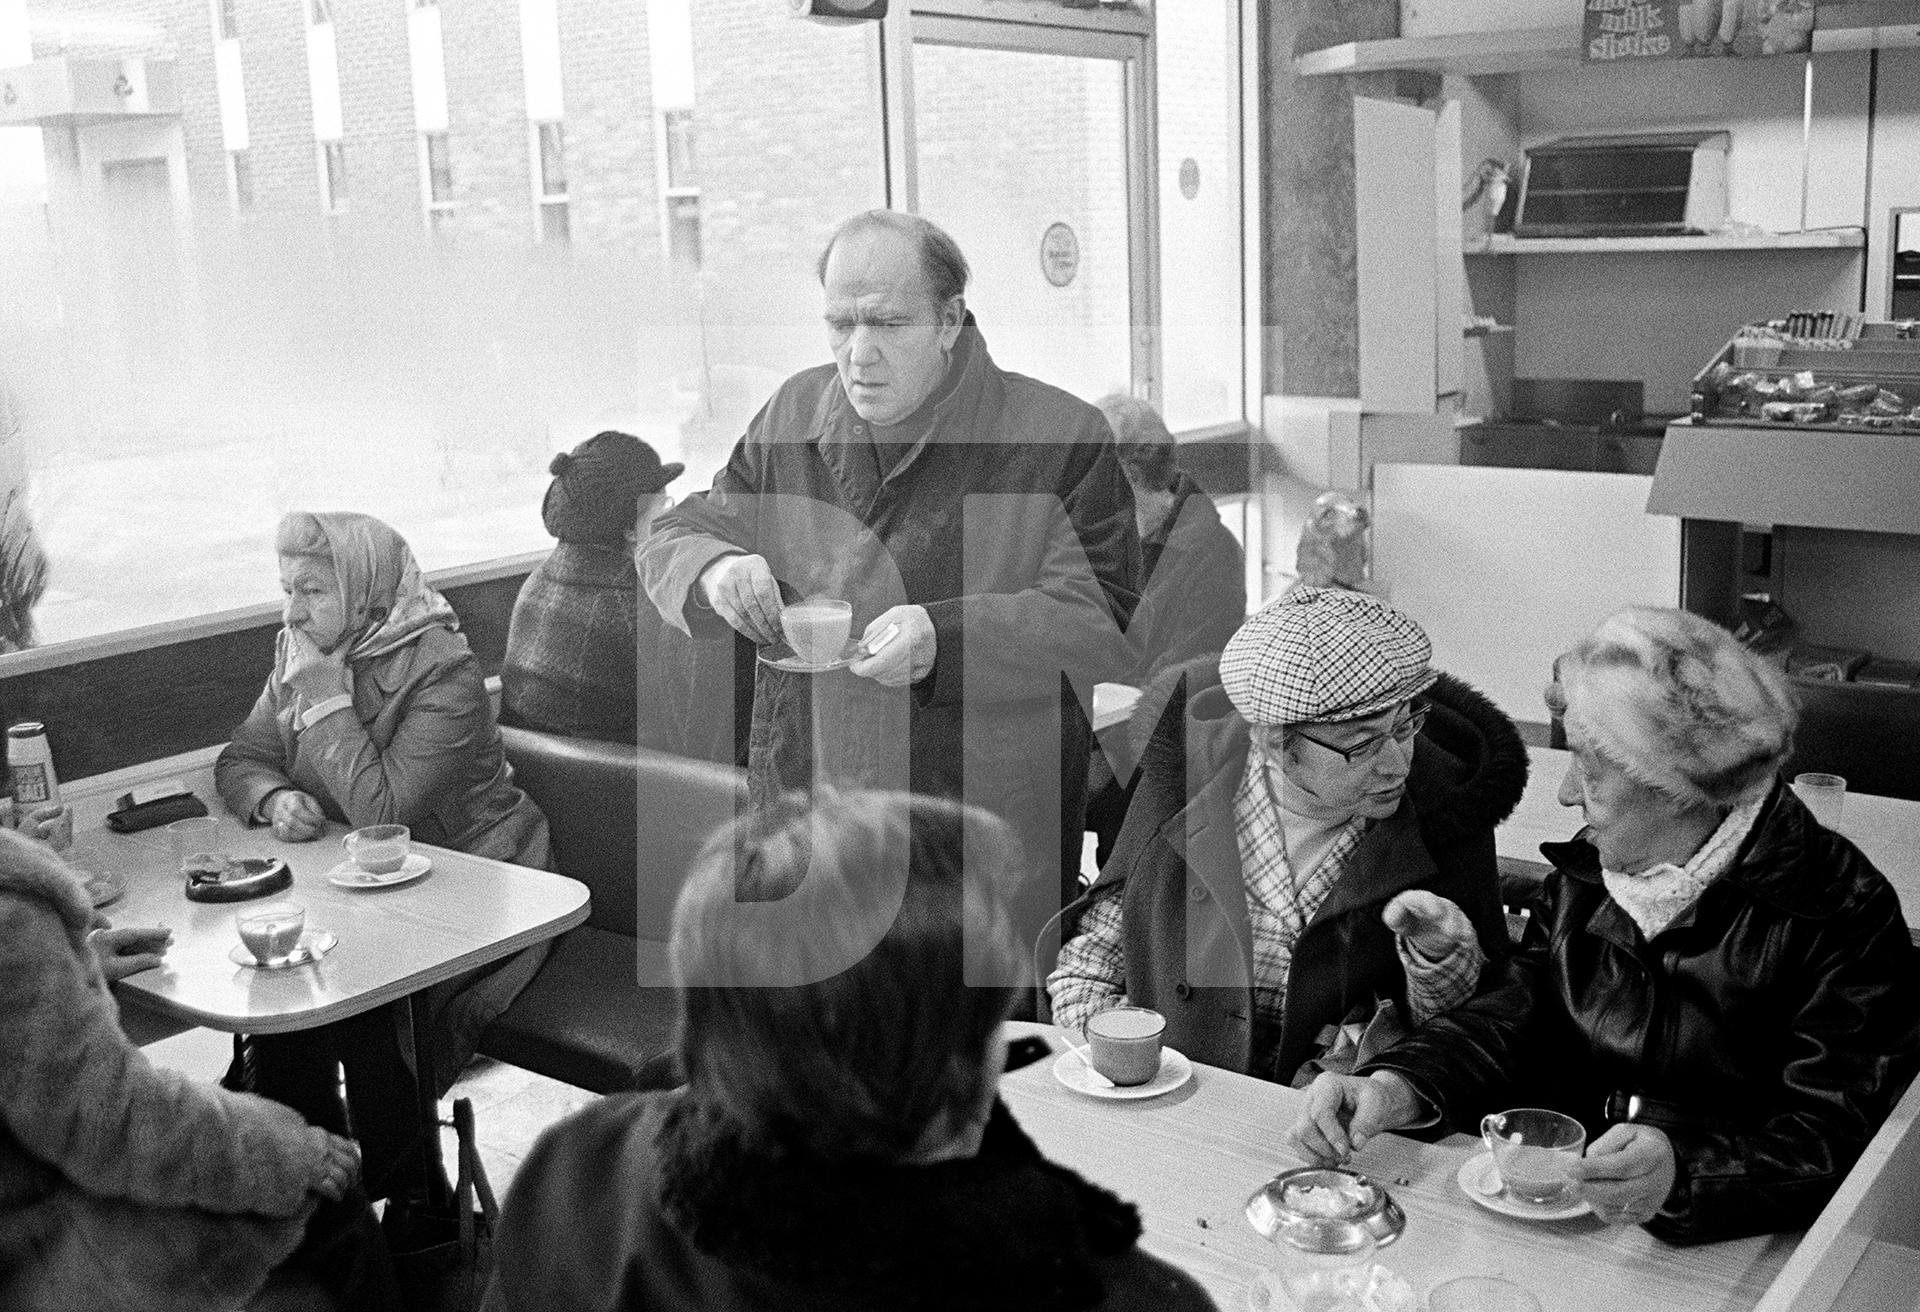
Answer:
[
  {"left": 326, "top": 853, "right": 432, "bottom": 888},
  {"left": 758, "top": 641, "right": 861, "bottom": 674},
  {"left": 78, "top": 868, "right": 127, "bottom": 908},
  {"left": 1051, "top": 1046, "right": 1193, "bottom": 1100},
  {"left": 229, "top": 928, "right": 338, "bottom": 970},
  {"left": 1457, "top": 1151, "right": 1590, "bottom": 1221}
]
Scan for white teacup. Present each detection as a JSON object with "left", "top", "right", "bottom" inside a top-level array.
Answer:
[
  {"left": 345, "top": 824, "right": 410, "bottom": 875},
  {"left": 780, "top": 599, "right": 853, "bottom": 666}
]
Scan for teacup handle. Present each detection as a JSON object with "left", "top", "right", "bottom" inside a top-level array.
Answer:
[{"left": 1481, "top": 1112, "right": 1506, "bottom": 1149}]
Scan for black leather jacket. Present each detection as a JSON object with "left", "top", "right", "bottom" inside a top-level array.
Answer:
[{"left": 1366, "top": 779, "right": 1920, "bottom": 1244}]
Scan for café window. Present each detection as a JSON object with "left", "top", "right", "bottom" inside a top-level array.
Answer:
[
  {"left": 534, "top": 121, "right": 569, "bottom": 245},
  {"left": 321, "top": 140, "right": 347, "bottom": 213},
  {"left": 229, "top": 150, "right": 254, "bottom": 214},
  {"left": 0, "top": 0, "right": 1248, "bottom": 655}
]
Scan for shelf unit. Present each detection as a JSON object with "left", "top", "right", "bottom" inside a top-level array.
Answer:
[
  {"left": 1295, "top": 17, "right": 1920, "bottom": 79},
  {"left": 1466, "top": 229, "right": 1867, "bottom": 256}
]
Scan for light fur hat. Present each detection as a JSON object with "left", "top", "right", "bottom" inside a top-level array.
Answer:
[
  {"left": 1547, "top": 606, "right": 1798, "bottom": 810},
  {"left": 1220, "top": 585, "right": 1437, "bottom": 726}
]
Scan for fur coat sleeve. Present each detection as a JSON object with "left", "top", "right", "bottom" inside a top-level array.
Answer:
[{"left": 0, "top": 832, "right": 328, "bottom": 1217}]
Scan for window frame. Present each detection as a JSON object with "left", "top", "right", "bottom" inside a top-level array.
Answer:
[{"left": 530, "top": 120, "right": 570, "bottom": 245}]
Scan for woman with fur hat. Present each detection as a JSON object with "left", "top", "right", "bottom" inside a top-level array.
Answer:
[
  {"left": 1043, "top": 586, "right": 1528, "bottom": 1088},
  {"left": 501, "top": 430, "right": 686, "bottom": 746},
  {"left": 1291, "top": 606, "right": 1920, "bottom": 1245}
]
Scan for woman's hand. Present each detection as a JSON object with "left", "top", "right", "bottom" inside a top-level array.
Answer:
[
  {"left": 1567, "top": 1122, "right": 1677, "bottom": 1226},
  {"left": 311, "top": 1132, "right": 362, "bottom": 1202},
  {"left": 1383, "top": 889, "right": 1476, "bottom": 959},
  {"left": 88, "top": 922, "right": 173, "bottom": 981},
  {"left": 1287, "top": 1070, "right": 1425, "bottom": 1164},
  {"left": 280, "top": 625, "right": 349, "bottom": 707},
  {"left": 265, "top": 788, "right": 329, "bottom": 843},
  {"left": 18, "top": 802, "right": 73, "bottom": 853}
]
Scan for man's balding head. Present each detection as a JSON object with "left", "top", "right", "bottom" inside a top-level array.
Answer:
[{"left": 817, "top": 210, "right": 970, "bottom": 313}]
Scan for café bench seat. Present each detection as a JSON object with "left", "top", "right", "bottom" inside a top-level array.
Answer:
[{"left": 479, "top": 726, "right": 747, "bottom": 1094}]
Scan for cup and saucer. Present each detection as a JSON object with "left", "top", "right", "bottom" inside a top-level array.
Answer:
[
  {"left": 1051, "top": 1006, "right": 1194, "bottom": 1100},
  {"left": 1457, "top": 1108, "right": 1592, "bottom": 1221},
  {"left": 326, "top": 824, "right": 431, "bottom": 888},
  {"left": 1052, "top": 1046, "right": 1194, "bottom": 1100}
]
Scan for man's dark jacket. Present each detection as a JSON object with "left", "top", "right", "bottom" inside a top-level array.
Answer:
[
  {"left": 1044, "top": 658, "right": 1528, "bottom": 1084},
  {"left": 638, "top": 321, "right": 1140, "bottom": 939},
  {"left": 1366, "top": 781, "right": 1920, "bottom": 1244}
]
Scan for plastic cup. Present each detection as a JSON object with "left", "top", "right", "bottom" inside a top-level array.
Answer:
[
  {"left": 235, "top": 901, "right": 306, "bottom": 967},
  {"left": 1480, "top": 1108, "right": 1585, "bottom": 1205},
  {"left": 1085, "top": 1005, "right": 1166, "bottom": 1086},
  {"left": 1428, "top": 1276, "right": 1543, "bottom": 1312},
  {"left": 168, "top": 815, "right": 228, "bottom": 879},
  {"left": 780, "top": 599, "right": 852, "bottom": 665},
  {"left": 345, "top": 824, "right": 410, "bottom": 874},
  {"left": 1793, "top": 772, "right": 1846, "bottom": 830}
]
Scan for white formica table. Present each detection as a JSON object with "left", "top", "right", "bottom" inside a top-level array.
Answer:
[
  {"left": 77, "top": 809, "right": 588, "bottom": 1037},
  {"left": 1001, "top": 1022, "right": 1797, "bottom": 1312},
  {"left": 71, "top": 781, "right": 588, "bottom": 1205},
  {"left": 1498, "top": 746, "right": 1920, "bottom": 935}
]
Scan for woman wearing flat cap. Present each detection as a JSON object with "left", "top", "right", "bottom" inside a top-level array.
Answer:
[
  {"left": 502, "top": 431, "right": 684, "bottom": 746},
  {"left": 1291, "top": 606, "right": 1920, "bottom": 1245},
  {"left": 1044, "top": 586, "right": 1528, "bottom": 1089}
]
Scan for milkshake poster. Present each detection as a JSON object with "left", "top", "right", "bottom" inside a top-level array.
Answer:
[{"left": 1584, "top": 0, "right": 1818, "bottom": 63}]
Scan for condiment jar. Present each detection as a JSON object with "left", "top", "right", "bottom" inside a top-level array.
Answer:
[
  {"left": 1244, "top": 1166, "right": 1415, "bottom": 1312},
  {"left": 6, "top": 721, "right": 59, "bottom": 815}
]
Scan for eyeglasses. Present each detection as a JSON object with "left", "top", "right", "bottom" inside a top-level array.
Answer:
[{"left": 1288, "top": 701, "right": 1429, "bottom": 766}]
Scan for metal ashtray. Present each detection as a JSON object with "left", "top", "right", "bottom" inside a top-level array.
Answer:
[
  {"left": 183, "top": 857, "right": 293, "bottom": 903},
  {"left": 1245, "top": 1166, "right": 1407, "bottom": 1254}
]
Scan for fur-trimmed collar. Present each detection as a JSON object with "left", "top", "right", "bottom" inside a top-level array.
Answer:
[{"left": 655, "top": 1098, "right": 1142, "bottom": 1312}]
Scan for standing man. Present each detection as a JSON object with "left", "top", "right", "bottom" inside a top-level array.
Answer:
[{"left": 638, "top": 210, "right": 1140, "bottom": 954}]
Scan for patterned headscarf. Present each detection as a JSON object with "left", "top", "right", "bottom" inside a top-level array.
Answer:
[{"left": 276, "top": 511, "right": 459, "bottom": 664}]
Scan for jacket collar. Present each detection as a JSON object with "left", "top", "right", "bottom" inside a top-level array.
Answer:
[
  {"left": 1545, "top": 778, "right": 1845, "bottom": 923},
  {"left": 655, "top": 1097, "right": 1140, "bottom": 1312}
]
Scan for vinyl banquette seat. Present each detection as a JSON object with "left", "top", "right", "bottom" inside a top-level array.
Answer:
[{"left": 478, "top": 726, "right": 747, "bottom": 1093}]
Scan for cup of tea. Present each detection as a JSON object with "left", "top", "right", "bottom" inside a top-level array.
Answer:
[
  {"left": 1481, "top": 1108, "right": 1585, "bottom": 1205},
  {"left": 780, "top": 598, "right": 853, "bottom": 666},
  {"left": 168, "top": 815, "right": 229, "bottom": 880},
  {"left": 1793, "top": 772, "right": 1846, "bottom": 830},
  {"left": 1085, "top": 1004, "right": 1166, "bottom": 1086},
  {"left": 345, "top": 824, "right": 410, "bottom": 875},
  {"left": 235, "top": 901, "right": 306, "bottom": 967}
]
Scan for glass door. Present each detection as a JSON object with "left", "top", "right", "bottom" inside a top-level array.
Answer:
[{"left": 883, "top": 9, "right": 1158, "bottom": 408}]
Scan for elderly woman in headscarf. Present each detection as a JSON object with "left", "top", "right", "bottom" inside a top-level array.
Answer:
[
  {"left": 219, "top": 510, "right": 550, "bottom": 866},
  {"left": 1290, "top": 606, "right": 1920, "bottom": 1245},
  {"left": 500, "top": 431, "right": 686, "bottom": 747},
  {"left": 215, "top": 511, "right": 553, "bottom": 1214}
]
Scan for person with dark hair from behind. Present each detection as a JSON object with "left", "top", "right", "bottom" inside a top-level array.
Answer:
[
  {"left": 482, "top": 790, "right": 1217, "bottom": 1312},
  {"left": 1084, "top": 393, "right": 1245, "bottom": 866},
  {"left": 500, "top": 430, "right": 686, "bottom": 748}
]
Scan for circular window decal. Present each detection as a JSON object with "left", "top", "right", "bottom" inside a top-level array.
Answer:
[
  {"left": 1041, "top": 222, "right": 1080, "bottom": 288},
  {"left": 1179, "top": 157, "right": 1200, "bottom": 200}
]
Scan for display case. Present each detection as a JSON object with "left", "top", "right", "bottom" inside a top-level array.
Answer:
[{"left": 1690, "top": 320, "right": 1920, "bottom": 432}]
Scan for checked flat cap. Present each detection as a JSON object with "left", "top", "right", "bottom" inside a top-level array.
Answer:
[{"left": 1221, "top": 586, "right": 1436, "bottom": 726}]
